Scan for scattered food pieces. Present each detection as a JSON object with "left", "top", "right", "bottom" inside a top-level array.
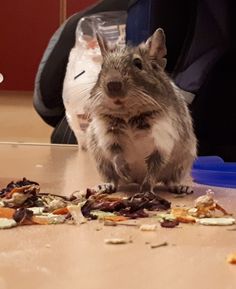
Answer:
[
  {"left": 67, "top": 204, "right": 87, "bottom": 225},
  {"left": 81, "top": 191, "right": 171, "bottom": 219},
  {"left": 13, "top": 208, "right": 34, "bottom": 225},
  {"left": 28, "top": 207, "right": 44, "bottom": 215},
  {"left": 40, "top": 195, "right": 67, "bottom": 212},
  {"left": 0, "top": 218, "right": 17, "bottom": 229},
  {"left": 104, "top": 220, "right": 118, "bottom": 226},
  {"left": 104, "top": 215, "right": 129, "bottom": 222},
  {"left": 198, "top": 217, "right": 235, "bottom": 226},
  {"left": 0, "top": 178, "right": 77, "bottom": 229},
  {"left": 33, "top": 214, "right": 66, "bottom": 225},
  {"left": 52, "top": 207, "right": 69, "bottom": 215},
  {"left": 140, "top": 224, "right": 157, "bottom": 231},
  {"left": 103, "top": 220, "right": 138, "bottom": 227},
  {"left": 150, "top": 242, "right": 168, "bottom": 249},
  {"left": 116, "top": 222, "right": 138, "bottom": 227},
  {"left": 227, "top": 253, "right": 236, "bottom": 264},
  {"left": 0, "top": 207, "right": 16, "bottom": 219},
  {"left": 0, "top": 179, "right": 234, "bottom": 236},
  {"left": 90, "top": 210, "right": 116, "bottom": 219},
  {"left": 160, "top": 219, "right": 179, "bottom": 228},
  {"left": 155, "top": 213, "right": 175, "bottom": 221},
  {"left": 192, "top": 189, "right": 231, "bottom": 218},
  {"left": 171, "top": 208, "right": 196, "bottom": 223},
  {"left": 0, "top": 178, "right": 40, "bottom": 208},
  {"left": 104, "top": 238, "right": 127, "bottom": 245}
]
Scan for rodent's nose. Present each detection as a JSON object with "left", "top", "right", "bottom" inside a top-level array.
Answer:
[{"left": 107, "top": 81, "right": 122, "bottom": 94}]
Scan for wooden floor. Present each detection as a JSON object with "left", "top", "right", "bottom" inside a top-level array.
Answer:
[{"left": 0, "top": 91, "right": 53, "bottom": 143}]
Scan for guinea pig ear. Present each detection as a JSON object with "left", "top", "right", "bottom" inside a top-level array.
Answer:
[
  {"left": 96, "top": 33, "right": 109, "bottom": 57},
  {"left": 145, "top": 28, "right": 167, "bottom": 68}
]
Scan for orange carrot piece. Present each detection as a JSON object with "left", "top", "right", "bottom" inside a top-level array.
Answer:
[
  {"left": 52, "top": 207, "right": 69, "bottom": 215},
  {"left": 0, "top": 207, "right": 16, "bottom": 219},
  {"left": 103, "top": 215, "right": 129, "bottom": 222}
]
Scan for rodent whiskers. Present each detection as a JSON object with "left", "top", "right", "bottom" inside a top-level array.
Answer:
[
  {"left": 132, "top": 88, "right": 164, "bottom": 114},
  {"left": 86, "top": 91, "right": 103, "bottom": 116}
]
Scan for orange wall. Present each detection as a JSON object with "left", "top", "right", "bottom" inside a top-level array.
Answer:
[{"left": 67, "top": 0, "right": 99, "bottom": 16}]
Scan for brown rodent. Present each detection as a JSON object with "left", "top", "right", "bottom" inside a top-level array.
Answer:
[{"left": 85, "top": 28, "right": 197, "bottom": 193}]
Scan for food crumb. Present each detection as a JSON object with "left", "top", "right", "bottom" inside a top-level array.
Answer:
[
  {"left": 104, "top": 238, "right": 127, "bottom": 245},
  {"left": 227, "top": 253, "right": 236, "bottom": 264},
  {"left": 140, "top": 224, "right": 157, "bottom": 231},
  {"left": 35, "top": 164, "right": 43, "bottom": 168},
  {"left": 150, "top": 242, "right": 168, "bottom": 249}
]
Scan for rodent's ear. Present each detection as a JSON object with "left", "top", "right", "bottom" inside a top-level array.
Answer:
[
  {"left": 145, "top": 28, "right": 167, "bottom": 68},
  {"left": 96, "top": 33, "right": 109, "bottom": 57}
]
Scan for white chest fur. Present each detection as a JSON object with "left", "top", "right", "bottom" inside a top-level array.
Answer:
[
  {"left": 92, "top": 114, "right": 177, "bottom": 184},
  {"left": 123, "top": 128, "right": 155, "bottom": 183}
]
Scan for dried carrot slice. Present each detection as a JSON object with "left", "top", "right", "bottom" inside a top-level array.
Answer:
[
  {"left": 103, "top": 215, "right": 129, "bottom": 222},
  {"left": 171, "top": 208, "right": 196, "bottom": 223},
  {"left": 52, "top": 207, "right": 69, "bottom": 215},
  {"left": 0, "top": 207, "right": 16, "bottom": 219}
]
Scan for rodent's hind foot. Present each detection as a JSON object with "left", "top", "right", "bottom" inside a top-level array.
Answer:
[
  {"left": 167, "top": 184, "right": 194, "bottom": 195},
  {"left": 93, "top": 183, "right": 117, "bottom": 194}
]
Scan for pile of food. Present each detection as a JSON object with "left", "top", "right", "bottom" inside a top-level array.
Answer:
[
  {"left": 0, "top": 178, "right": 172, "bottom": 228},
  {"left": 0, "top": 178, "right": 234, "bottom": 229},
  {"left": 1, "top": 178, "right": 236, "bottom": 264}
]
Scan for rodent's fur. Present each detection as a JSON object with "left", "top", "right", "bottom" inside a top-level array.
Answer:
[{"left": 85, "top": 28, "right": 197, "bottom": 192}]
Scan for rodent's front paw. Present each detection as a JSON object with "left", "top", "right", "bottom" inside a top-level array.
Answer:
[
  {"left": 113, "top": 155, "right": 132, "bottom": 182},
  {"left": 93, "top": 183, "right": 117, "bottom": 194}
]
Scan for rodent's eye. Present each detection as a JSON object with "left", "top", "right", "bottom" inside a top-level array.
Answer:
[{"left": 133, "top": 58, "right": 143, "bottom": 70}]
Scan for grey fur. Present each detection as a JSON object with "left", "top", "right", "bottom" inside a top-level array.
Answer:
[{"left": 86, "top": 29, "right": 197, "bottom": 192}]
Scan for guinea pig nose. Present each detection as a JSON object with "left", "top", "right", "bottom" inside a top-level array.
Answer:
[{"left": 107, "top": 81, "right": 122, "bottom": 93}]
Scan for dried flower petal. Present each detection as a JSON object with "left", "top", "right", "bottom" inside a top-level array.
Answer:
[
  {"left": 81, "top": 189, "right": 171, "bottom": 219},
  {"left": 13, "top": 208, "right": 33, "bottom": 224},
  {"left": 161, "top": 219, "right": 179, "bottom": 228}
]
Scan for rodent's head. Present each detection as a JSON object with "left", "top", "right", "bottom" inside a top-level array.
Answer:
[{"left": 89, "top": 28, "right": 169, "bottom": 115}]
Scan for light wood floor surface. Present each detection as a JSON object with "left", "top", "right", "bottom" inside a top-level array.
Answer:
[{"left": 0, "top": 92, "right": 53, "bottom": 143}]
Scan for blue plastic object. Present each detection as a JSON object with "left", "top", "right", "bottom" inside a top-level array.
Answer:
[{"left": 192, "top": 156, "right": 236, "bottom": 188}]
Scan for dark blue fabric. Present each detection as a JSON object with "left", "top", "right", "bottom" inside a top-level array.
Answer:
[
  {"left": 126, "top": 0, "right": 236, "bottom": 161},
  {"left": 126, "top": 0, "right": 156, "bottom": 45},
  {"left": 126, "top": 0, "right": 195, "bottom": 73}
]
